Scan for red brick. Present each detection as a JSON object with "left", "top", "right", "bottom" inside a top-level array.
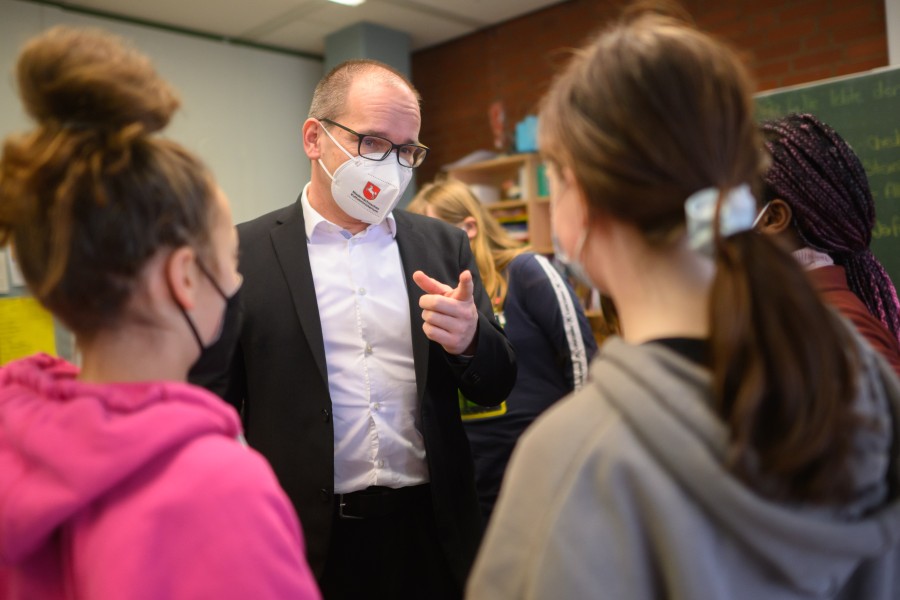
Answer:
[
  {"left": 754, "top": 58, "right": 792, "bottom": 81},
  {"left": 752, "top": 12, "right": 778, "bottom": 31},
  {"left": 700, "top": 5, "right": 741, "bottom": 27},
  {"left": 820, "top": 5, "right": 876, "bottom": 30},
  {"left": 757, "top": 78, "right": 782, "bottom": 92},
  {"left": 711, "top": 18, "right": 752, "bottom": 41},
  {"left": 832, "top": 19, "right": 887, "bottom": 43},
  {"left": 780, "top": 0, "right": 823, "bottom": 22},
  {"left": 835, "top": 56, "right": 888, "bottom": 76},
  {"left": 765, "top": 19, "right": 818, "bottom": 43},
  {"left": 753, "top": 38, "right": 803, "bottom": 62},
  {"left": 792, "top": 48, "right": 843, "bottom": 71},
  {"left": 804, "top": 32, "right": 832, "bottom": 50},
  {"left": 411, "top": 0, "right": 887, "bottom": 179},
  {"left": 748, "top": 0, "right": 799, "bottom": 12},
  {"left": 781, "top": 66, "right": 836, "bottom": 87},
  {"left": 845, "top": 37, "right": 888, "bottom": 59}
]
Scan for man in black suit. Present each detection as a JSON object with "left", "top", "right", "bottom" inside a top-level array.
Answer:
[{"left": 192, "top": 59, "right": 516, "bottom": 599}]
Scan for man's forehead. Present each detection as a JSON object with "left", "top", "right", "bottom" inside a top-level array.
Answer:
[{"left": 342, "top": 78, "right": 421, "bottom": 140}]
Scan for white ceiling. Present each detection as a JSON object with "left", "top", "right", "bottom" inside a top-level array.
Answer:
[{"left": 49, "top": 0, "right": 566, "bottom": 56}]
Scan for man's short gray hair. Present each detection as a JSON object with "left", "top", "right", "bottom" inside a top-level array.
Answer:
[{"left": 308, "top": 59, "right": 421, "bottom": 120}]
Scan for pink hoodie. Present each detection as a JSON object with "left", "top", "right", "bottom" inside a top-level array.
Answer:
[{"left": 0, "top": 354, "right": 320, "bottom": 599}]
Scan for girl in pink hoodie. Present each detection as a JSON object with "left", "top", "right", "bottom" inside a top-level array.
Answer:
[{"left": 0, "top": 26, "right": 320, "bottom": 600}]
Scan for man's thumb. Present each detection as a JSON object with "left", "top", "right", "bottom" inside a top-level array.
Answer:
[{"left": 452, "top": 270, "right": 474, "bottom": 301}]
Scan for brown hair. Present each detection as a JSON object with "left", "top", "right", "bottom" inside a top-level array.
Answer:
[
  {"left": 539, "top": 11, "right": 861, "bottom": 504},
  {"left": 407, "top": 179, "right": 525, "bottom": 308},
  {"left": 308, "top": 58, "right": 421, "bottom": 121},
  {"left": 0, "top": 26, "right": 217, "bottom": 337}
]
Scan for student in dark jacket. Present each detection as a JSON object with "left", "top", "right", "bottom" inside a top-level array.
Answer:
[{"left": 408, "top": 179, "right": 597, "bottom": 521}]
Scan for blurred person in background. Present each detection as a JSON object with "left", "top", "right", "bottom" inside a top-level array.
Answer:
[
  {"left": 758, "top": 112, "right": 900, "bottom": 376},
  {"left": 409, "top": 179, "right": 597, "bottom": 521}
]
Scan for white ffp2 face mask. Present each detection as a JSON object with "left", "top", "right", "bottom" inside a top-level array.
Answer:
[{"left": 317, "top": 122, "right": 412, "bottom": 225}]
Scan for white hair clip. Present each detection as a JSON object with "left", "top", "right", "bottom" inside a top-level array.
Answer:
[{"left": 684, "top": 184, "right": 758, "bottom": 256}]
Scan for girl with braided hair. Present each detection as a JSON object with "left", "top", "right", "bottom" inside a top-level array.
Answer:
[
  {"left": 758, "top": 112, "right": 900, "bottom": 376},
  {"left": 0, "top": 26, "right": 320, "bottom": 599}
]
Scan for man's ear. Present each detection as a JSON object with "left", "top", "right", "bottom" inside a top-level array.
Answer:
[
  {"left": 755, "top": 198, "right": 793, "bottom": 235},
  {"left": 166, "top": 246, "right": 199, "bottom": 311},
  {"left": 302, "top": 118, "right": 323, "bottom": 161},
  {"left": 460, "top": 216, "right": 478, "bottom": 241}
]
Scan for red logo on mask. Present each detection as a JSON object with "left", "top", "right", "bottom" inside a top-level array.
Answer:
[{"left": 363, "top": 182, "right": 381, "bottom": 201}]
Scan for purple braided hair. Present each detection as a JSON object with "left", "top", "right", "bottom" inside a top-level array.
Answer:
[{"left": 761, "top": 113, "right": 900, "bottom": 344}]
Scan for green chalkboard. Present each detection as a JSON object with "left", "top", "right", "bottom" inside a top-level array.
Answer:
[{"left": 755, "top": 67, "right": 900, "bottom": 287}]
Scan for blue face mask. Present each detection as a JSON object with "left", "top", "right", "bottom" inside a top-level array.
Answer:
[{"left": 552, "top": 229, "right": 594, "bottom": 290}]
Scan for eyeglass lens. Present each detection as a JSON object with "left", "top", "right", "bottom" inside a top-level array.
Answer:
[{"left": 359, "top": 136, "right": 427, "bottom": 167}]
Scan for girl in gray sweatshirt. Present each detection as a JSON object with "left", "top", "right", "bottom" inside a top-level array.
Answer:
[{"left": 467, "top": 7, "right": 900, "bottom": 600}]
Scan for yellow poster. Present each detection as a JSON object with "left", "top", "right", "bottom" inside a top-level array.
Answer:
[{"left": 0, "top": 296, "right": 56, "bottom": 365}]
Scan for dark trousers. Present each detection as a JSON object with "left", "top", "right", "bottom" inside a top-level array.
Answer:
[{"left": 320, "top": 484, "right": 461, "bottom": 600}]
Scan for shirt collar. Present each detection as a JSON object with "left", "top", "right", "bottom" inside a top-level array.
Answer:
[{"left": 300, "top": 182, "right": 397, "bottom": 240}]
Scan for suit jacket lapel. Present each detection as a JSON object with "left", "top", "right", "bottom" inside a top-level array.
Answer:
[
  {"left": 395, "top": 211, "right": 431, "bottom": 401},
  {"left": 270, "top": 202, "right": 329, "bottom": 385}
]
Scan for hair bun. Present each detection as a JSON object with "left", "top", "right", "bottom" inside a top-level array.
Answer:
[{"left": 16, "top": 26, "right": 179, "bottom": 135}]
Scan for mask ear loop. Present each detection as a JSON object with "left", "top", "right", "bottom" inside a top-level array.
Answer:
[
  {"left": 318, "top": 158, "right": 336, "bottom": 180},
  {"left": 316, "top": 121, "right": 354, "bottom": 182},
  {"left": 178, "top": 303, "right": 205, "bottom": 353},
  {"left": 173, "top": 258, "right": 233, "bottom": 353},
  {"left": 317, "top": 120, "right": 355, "bottom": 161},
  {"left": 751, "top": 201, "right": 771, "bottom": 230},
  {"left": 167, "top": 259, "right": 206, "bottom": 353}
]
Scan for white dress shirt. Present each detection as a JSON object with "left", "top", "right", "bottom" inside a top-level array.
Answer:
[{"left": 301, "top": 184, "right": 428, "bottom": 494}]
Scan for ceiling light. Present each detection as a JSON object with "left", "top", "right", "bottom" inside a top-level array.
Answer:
[{"left": 328, "top": 0, "right": 366, "bottom": 5}]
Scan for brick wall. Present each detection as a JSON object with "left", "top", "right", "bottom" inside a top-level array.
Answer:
[{"left": 411, "top": 0, "right": 888, "bottom": 186}]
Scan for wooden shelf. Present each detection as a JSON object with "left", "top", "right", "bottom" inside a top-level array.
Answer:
[
  {"left": 446, "top": 153, "right": 535, "bottom": 175},
  {"left": 447, "top": 152, "right": 550, "bottom": 250},
  {"left": 484, "top": 199, "right": 528, "bottom": 210}
]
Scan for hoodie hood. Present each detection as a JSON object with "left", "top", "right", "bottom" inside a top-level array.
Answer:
[
  {"left": 595, "top": 333, "right": 900, "bottom": 597},
  {"left": 0, "top": 354, "right": 242, "bottom": 565}
]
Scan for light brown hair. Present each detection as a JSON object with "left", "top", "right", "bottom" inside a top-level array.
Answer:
[
  {"left": 539, "top": 11, "right": 862, "bottom": 504},
  {"left": 0, "top": 26, "right": 218, "bottom": 338},
  {"left": 407, "top": 179, "right": 526, "bottom": 309}
]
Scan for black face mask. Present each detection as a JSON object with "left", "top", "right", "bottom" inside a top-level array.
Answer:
[{"left": 178, "top": 260, "right": 243, "bottom": 356}]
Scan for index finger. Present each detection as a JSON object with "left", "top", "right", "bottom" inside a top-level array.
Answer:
[{"left": 413, "top": 270, "right": 454, "bottom": 295}]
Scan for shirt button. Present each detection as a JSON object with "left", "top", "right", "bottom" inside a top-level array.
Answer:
[
  {"left": 372, "top": 402, "right": 380, "bottom": 412},
  {"left": 321, "top": 408, "right": 331, "bottom": 423},
  {"left": 365, "top": 344, "right": 373, "bottom": 355},
  {"left": 358, "top": 287, "right": 366, "bottom": 296},
  {"left": 376, "top": 459, "right": 385, "bottom": 468}
]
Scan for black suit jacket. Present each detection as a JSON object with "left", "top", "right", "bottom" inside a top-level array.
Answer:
[{"left": 191, "top": 196, "right": 516, "bottom": 585}]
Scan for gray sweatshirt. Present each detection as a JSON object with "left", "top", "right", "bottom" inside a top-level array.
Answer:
[{"left": 467, "top": 334, "right": 900, "bottom": 599}]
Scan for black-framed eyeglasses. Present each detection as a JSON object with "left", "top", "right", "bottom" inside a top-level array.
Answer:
[{"left": 320, "top": 118, "right": 429, "bottom": 168}]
